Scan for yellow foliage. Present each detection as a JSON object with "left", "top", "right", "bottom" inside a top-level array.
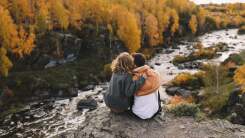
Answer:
[
  {"left": 10, "top": 0, "right": 33, "bottom": 23},
  {"left": 169, "top": 9, "right": 179, "bottom": 36},
  {"left": 0, "top": 47, "right": 13, "bottom": 77},
  {"left": 0, "top": 0, "right": 8, "bottom": 8},
  {"left": 112, "top": 5, "right": 141, "bottom": 53},
  {"left": 49, "top": 0, "right": 69, "bottom": 29},
  {"left": 196, "top": 7, "right": 207, "bottom": 30},
  {"left": 172, "top": 72, "right": 195, "bottom": 86},
  {"left": 0, "top": 6, "right": 18, "bottom": 49},
  {"left": 189, "top": 15, "right": 197, "bottom": 34},
  {"left": 13, "top": 26, "right": 35, "bottom": 57},
  {"left": 145, "top": 13, "right": 160, "bottom": 46},
  {"left": 35, "top": 0, "right": 51, "bottom": 32}
]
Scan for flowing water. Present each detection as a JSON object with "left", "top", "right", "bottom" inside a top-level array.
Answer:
[{"left": 0, "top": 29, "right": 244, "bottom": 137}]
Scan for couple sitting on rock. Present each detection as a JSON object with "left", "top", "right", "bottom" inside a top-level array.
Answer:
[{"left": 104, "top": 52, "right": 162, "bottom": 119}]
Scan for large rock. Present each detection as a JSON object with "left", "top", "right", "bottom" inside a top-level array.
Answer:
[
  {"left": 57, "top": 107, "right": 245, "bottom": 138},
  {"left": 77, "top": 98, "right": 97, "bottom": 111},
  {"left": 226, "top": 88, "right": 245, "bottom": 125},
  {"left": 166, "top": 86, "right": 193, "bottom": 98}
]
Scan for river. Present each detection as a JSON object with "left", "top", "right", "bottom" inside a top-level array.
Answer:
[{"left": 0, "top": 29, "right": 244, "bottom": 138}]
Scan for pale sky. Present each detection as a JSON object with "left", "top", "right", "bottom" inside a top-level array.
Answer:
[{"left": 190, "top": 0, "right": 245, "bottom": 4}]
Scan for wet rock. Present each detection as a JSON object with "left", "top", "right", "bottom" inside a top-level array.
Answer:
[
  {"left": 177, "top": 61, "right": 202, "bottom": 70},
  {"left": 77, "top": 98, "right": 98, "bottom": 111},
  {"left": 227, "top": 88, "right": 241, "bottom": 107},
  {"left": 68, "top": 87, "right": 78, "bottom": 97},
  {"left": 34, "top": 90, "right": 50, "bottom": 98},
  {"left": 45, "top": 60, "right": 57, "bottom": 68},
  {"left": 166, "top": 86, "right": 192, "bottom": 98},
  {"left": 176, "top": 88, "right": 192, "bottom": 98},
  {"left": 166, "top": 86, "right": 180, "bottom": 96},
  {"left": 155, "top": 63, "right": 161, "bottom": 66},
  {"left": 82, "top": 85, "right": 95, "bottom": 91},
  {"left": 33, "top": 111, "right": 46, "bottom": 119},
  {"left": 15, "top": 133, "right": 23, "bottom": 138},
  {"left": 165, "top": 49, "right": 174, "bottom": 54},
  {"left": 226, "top": 88, "right": 245, "bottom": 125}
]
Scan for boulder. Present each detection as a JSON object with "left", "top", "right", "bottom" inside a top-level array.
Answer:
[
  {"left": 165, "top": 49, "right": 174, "bottom": 54},
  {"left": 166, "top": 86, "right": 192, "bottom": 98},
  {"left": 166, "top": 86, "right": 180, "bottom": 96},
  {"left": 155, "top": 63, "right": 161, "bottom": 66},
  {"left": 77, "top": 98, "right": 98, "bottom": 111},
  {"left": 226, "top": 88, "right": 245, "bottom": 125}
]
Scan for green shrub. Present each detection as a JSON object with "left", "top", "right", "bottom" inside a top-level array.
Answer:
[
  {"left": 172, "top": 55, "right": 190, "bottom": 65},
  {"left": 200, "top": 64, "right": 234, "bottom": 113},
  {"left": 168, "top": 103, "right": 200, "bottom": 117},
  {"left": 103, "top": 63, "right": 112, "bottom": 80},
  {"left": 201, "top": 83, "right": 235, "bottom": 113},
  {"left": 212, "top": 42, "right": 229, "bottom": 52},
  {"left": 172, "top": 44, "right": 219, "bottom": 64},
  {"left": 223, "top": 51, "right": 245, "bottom": 66},
  {"left": 201, "top": 64, "right": 231, "bottom": 88}
]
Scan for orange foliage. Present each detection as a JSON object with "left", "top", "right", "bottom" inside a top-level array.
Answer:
[
  {"left": 169, "top": 95, "right": 194, "bottom": 106},
  {"left": 49, "top": 0, "right": 69, "bottom": 29},
  {"left": 234, "top": 65, "right": 245, "bottom": 93}
]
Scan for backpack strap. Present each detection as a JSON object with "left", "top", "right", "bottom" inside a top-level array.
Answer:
[{"left": 158, "top": 90, "right": 162, "bottom": 112}]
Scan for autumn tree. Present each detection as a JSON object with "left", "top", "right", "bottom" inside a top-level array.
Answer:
[
  {"left": 189, "top": 15, "right": 197, "bottom": 34},
  {"left": 48, "top": 0, "right": 69, "bottom": 29},
  {"left": 0, "top": 6, "right": 18, "bottom": 76},
  {"left": 9, "top": 0, "right": 33, "bottom": 24},
  {"left": 112, "top": 5, "right": 141, "bottom": 53},
  {"left": 145, "top": 14, "right": 160, "bottom": 46},
  {"left": 35, "top": 0, "right": 50, "bottom": 33},
  {"left": 169, "top": 9, "right": 179, "bottom": 36},
  {"left": 63, "top": 0, "right": 85, "bottom": 29},
  {"left": 234, "top": 65, "right": 245, "bottom": 93},
  {"left": 196, "top": 8, "right": 207, "bottom": 31},
  {"left": 13, "top": 26, "right": 35, "bottom": 57},
  {"left": 0, "top": 0, "right": 8, "bottom": 8}
]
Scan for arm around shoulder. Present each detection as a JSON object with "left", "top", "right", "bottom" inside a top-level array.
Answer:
[{"left": 125, "top": 75, "right": 145, "bottom": 97}]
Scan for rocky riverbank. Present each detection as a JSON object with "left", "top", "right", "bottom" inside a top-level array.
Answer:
[{"left": 1, "top": 28, "right": 245, "bottom": 137}]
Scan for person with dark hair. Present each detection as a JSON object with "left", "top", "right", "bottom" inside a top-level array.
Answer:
[
  {"left": 131, "top": 53, "right": 162, "bottom": 119},
  {"left": 103, "top": 52, "right": 145, "bottom": 113}
]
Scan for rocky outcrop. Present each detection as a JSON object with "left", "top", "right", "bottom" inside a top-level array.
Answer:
[
  {"left": 57, "top": 107, "right": 245, "bottom": 138},
  {"left": 177, "top": 61, "right": 202, "bottom": 70},
  {"left": 226, "top": 88, "right": 245, "bottom": 125}
]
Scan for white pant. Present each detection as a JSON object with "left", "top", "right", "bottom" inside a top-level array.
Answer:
[{"left": 132, "top": 90, "right": 159, "bottom": 119}]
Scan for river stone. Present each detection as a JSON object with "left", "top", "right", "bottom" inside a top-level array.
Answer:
[
  {"left": 155, "top": 63, "right": 161, "bottom": 66},
  {"left": 166, "top": 86, "right": 180, "bottom": 96},
  {"left": 165, "top": 49, "right": 174, "bottom": 54},
  {"left": 176, "top": 88, "right": 192, "bottom": 98},
  {"left": 166, "top": 86, "right": 193, "bottom": 98},
  {"left": 77, "top": 98, "right": 97, "bottom": 111}
]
